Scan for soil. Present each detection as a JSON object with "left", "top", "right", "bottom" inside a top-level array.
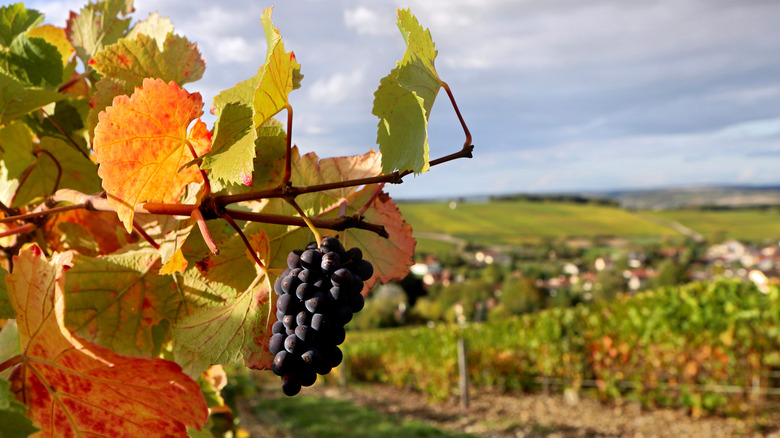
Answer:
[{"left": 240, "top": 382, "right": 780, "bottom": 438}]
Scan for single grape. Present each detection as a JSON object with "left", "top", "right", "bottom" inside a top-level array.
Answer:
[
  {"left": 305, "top": 241, "right": 318, "bottom": 250},
  {"left": 297, "top": 268, "right": 320, "bottom": 284},
  {"left": 287, "top": 249, "right": 303, "bottom": 269},
  {"left": 301, "top": 348, "right": 322, "bottom": 368},
  {"left": 355, "top": 259, "right": 374, "bottom": 281},
  {"left": 319, "top": 236, "right": 343, "bottom": 254},
  {"left": 335, "top": 305, "right": 353, "bottom": 325},
  {"left": 350, "top": 277, "right": 364, "bottom": 295},
  {"left": 284, "top": 333, "right": 302, "bottom": 354},
  {"left": 272, "top": 320, "right": 286, "bottom": 335},
  {"left": 345, "top": 247, "right": 362, "bottom": 263},
  {"left": 281, "top": 275, "right": 302, "bottom": 295},
  {"left": 295, "top": 282, "right": 316, "bottom": 301},
  {"left": 300, "top": 249, "right": 322, "bottom": 270},
  {"left": 328, "top": 286, "right": 344, "bottom": 302},
  {"left": 276, "top": 294, "right": 293, "bottom": 314},
  {"left": 272, "top": 351, "right": 294, "bottom": 376},
  {"left": 282, "top": 314, "right": 297, "bottom": 330},
  {"left": 321, "top": 252, "right": 341, "bottom": 274},
  {"left": 299, "top": 367, "right": 317, "bottom": 387},
  {"left": 273, "top": 276, "right": 284, "bottom": 296},
  {"left": 281, "top": 376, "right": 302, "bottom": 396},
  {"left": 269, "top": 333, "right": 285, "bottom": 355},
  {"left": 295, "top": 324, "right": 316, "bottom": 343},
  {"left": 330, "top": 268, "right": 352, "bottom": 287},
  {"left": 305, "top": 293, "right": 329, "bottom": 314},
  {"left": 327, "top": 325, "right": 346, "bottom": 345},
  {"left": 329, "top": 346, "right": 343, "bottom": 368},
  {"left": 296, "top": 310, "right": 311, "bottom": 327},
  {"left": 350, "top": 292, "right": 365, "bottom": 313},
  {"left": 311, "top": 313, "right": 328, "bottom": 331}
]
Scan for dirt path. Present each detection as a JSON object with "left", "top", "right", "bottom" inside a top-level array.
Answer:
[{"left": 270, "top": 382, "right": 779, "bottom": 438}]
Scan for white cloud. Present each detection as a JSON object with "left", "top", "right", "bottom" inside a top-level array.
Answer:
[
  {"left": 343, "top": 6, "right": 396, "bottom": 36},
  {"left": 208, "top": 36, "right": 263, "bottom": 64},
  {"left": 309, "top": 70, "right": 365, "bottom": 105}
]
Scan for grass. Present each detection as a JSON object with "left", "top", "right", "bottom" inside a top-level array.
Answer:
[
  {"left": 398, "top": 200, "right": 678, "bottom": 246},
  {"left": 250, "top": 393, "right": 476, "bottom": 438},
  {"left": 644, "top": 208, "right": 780, "bottom": 243}
]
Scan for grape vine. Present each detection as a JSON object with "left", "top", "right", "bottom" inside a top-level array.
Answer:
[{"left": 0, "top": 1, "right": 472, "bottom": 436}]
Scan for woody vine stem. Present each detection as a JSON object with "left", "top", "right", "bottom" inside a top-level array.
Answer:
[{"left": 0, "top": 82, "right": 473, "bottom": 263}]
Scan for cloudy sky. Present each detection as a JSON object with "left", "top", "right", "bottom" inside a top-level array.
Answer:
[{"left": 28, "top": 0, "right": 780, "bottom": 199}]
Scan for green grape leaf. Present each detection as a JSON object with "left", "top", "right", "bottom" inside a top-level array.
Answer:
[
  {"left": 0, "top": 70, "right": 64, "bottom": 124},
  {"left": 373, "top": 8, "right": 442, "bottom": 175},
  {"left": 4, "top": 135, "right": 101, "bottom": 208},
  {"left": 0, "top": 265, "right": 11, "bottom": 318},
  {"left": 0, "top": 120, "right": 35, "bottom": 206},
  {"left": 0, "top": 3, "right": 44, "bottom": 47},
  {"left": 66, "top": 0, "right": 134, "bottom": 65},
  {"left": 64, "top": 249, "right": 224, "bottom": 358},
  {"left": 204, "top": 101, "right": 257, "bottom": 186},
  {"left": 174, "top": 230, "right": 273, "bottom": 368},
  {"left": 89, "top": 32, "right": 205, "bottom": 86},
  {"left": 126, "top": 12, "right": 175, "bottom": 48},
  {"left": 7, "top": 34, "right": 63, "bottom": 87},
  {"left": 0, "top": 320, "right": 21, "bottom": 379},
  {"left": 252, "top": 8, "right": 302, "bottom": 128},
  {"left": 0, "top": 379, "right": 39, "bottom": 438}
]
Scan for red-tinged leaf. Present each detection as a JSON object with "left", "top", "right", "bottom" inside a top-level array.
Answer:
[
  {"left": 66, "top": 0, "right": 134, "bottom": 65},
  {"left": 45, "top": 209, "right": 129, "bottom": 256},
  {"left": 337, "top": 190, "right": 415, "bottom": 292},
  {"left": 63, "top": 248, "right": 227, "bottom": 358},
  {"left": 252, "top": 8, "right": 302, "bottom": 127},
  {"left": 6, "top": 245, "right": 208, "bottom": 437},
  {"left": 93, "top": 78, "right": 211, "bottom": 232}
]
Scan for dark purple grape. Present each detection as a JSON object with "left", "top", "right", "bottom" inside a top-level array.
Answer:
[
  {"left": 276, "top": 309, "right": 285, "bottom": 321},
  {"left": 281, "top": 375, "right": 302, "bottom": 396},
  {"left": 329, "top": 346, "right": 343, "bottom": 367},
  {"left": 328, "top": 286, "right": 344, "bottom": 302},
  {"left": 305, "top": 241, "right": 318, "bottom": 250},
  {"left": 269, "top": 333, "right": 285, "bottom": 355},
  {"left": 350, "top": 277, "right": 364, "bottom": 295},
  {"left": 314, "top": 361, "right": 332, "bottom": 376},
  {"left": 295, "top": 282, "right": 316, "bottom": 301},
  {"left": 272, "top": 351, "right": 294, "bottom": 376},
  {"left": 272, "top": 320, "right": 286, "bottom": 335},
  {"left": 300, "top": 249, "right": 322, "bottom": 270},
  {"left": 282, "top": 314, "right": 297, "bottom": 330},
  {"left": 296, "top": 310, "right": 311, "bottom": 327},
  {"left": 285, "top": 333, "right": 302, "bottom": 354},
  {"left": 350, "top": 292, "right": 365, "bottom": 313},
  {"left": 297, "top": 268, "right": 320, "bottom": 284},
  {"left": 287, "top": 249, "right": 303, "bottom": 269},
  {"left": 345, "top": 247, "right": 362, "bottom": 263},
  {"left": 301, "top": 348, "right": 322, "bottom": 368},
  {"left": 331, "top": 268, "right": 352, "bottom": 287},
  {"left": 305, "top": 292, "right": 329, "bottom": 313},
  {"left": 311, "top": 313, "right": 329, "bottom": 331},
  {"left": 355, "top": 259, "right": 374, "bottom": 281},
  {"left": 281, "top": 275, "right": 302, "bottom": 295},
  {"left": 273, "top": 276, "right": 284, "bottom": 296},
  {"left": 328, "top": 326, "right": 346, "bottom": 345},
  {"left": 277, "top": 294, "right": 293, "bottom": 314},
  {"left": 321, "top": 252, "right": 341, "bottom": 274},
  {"left": 320, "top": 236, "right": 343, "bottom": 254},
  {"left": 335, "top": 306, "right": 353, "bottom": 325},
  {"left": 295, "top": 324, "right": 316, "bottom": 343},
  {"left": 299, "top": 367, "right": 317, "bottom": 387}
]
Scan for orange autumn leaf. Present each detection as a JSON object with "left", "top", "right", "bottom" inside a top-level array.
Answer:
[
  {"left": 93, "top": 78, "right": 211, "bottom": 232},
  {"left": 6, "top": 246, "right": 208, "bottom": 437}
]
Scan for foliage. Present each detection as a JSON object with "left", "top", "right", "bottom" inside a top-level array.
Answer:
[
  {"left": 0, "top": 2, "right": 472, "bottom": 435},
  {"left": 342, "top": 279, "right": 780, "bottom": 414}
]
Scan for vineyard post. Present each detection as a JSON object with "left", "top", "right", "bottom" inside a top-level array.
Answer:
[{"left": 458, "top": 337, "right": 470, "bottom": 409}]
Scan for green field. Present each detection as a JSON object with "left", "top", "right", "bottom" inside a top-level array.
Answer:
[
  {"left": 397, "top": 200, "right": 780, "bottom": 248},
  {"left": 644, "top": 208, "right": 780, "bottom": 243},
  {"left": 398, "top": 200, "right": 678, "bottom": 246}
]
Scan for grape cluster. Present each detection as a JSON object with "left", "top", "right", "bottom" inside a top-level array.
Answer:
[{"left": 270, "top": 236, "right": 374, "bottom": 396}]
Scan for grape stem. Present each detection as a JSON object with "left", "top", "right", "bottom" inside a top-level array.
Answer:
[
  {"left": 0, "top": 354, "right": 22, "bottom": 374},
  {"left": 221, "top": 211, "right": 267, "bottom": 274},
  {"left": 0, "top": 223, "right": 36, "bottom": 239}
]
